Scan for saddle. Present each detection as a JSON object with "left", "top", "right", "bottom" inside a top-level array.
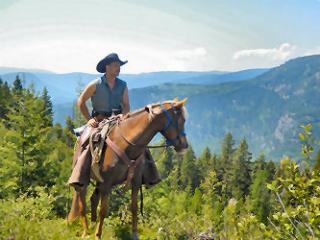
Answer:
[
  {"left": 88, "top": 116, "right": 119, "bottom": 182},
  {"left": 73, "top": 115, "right": 161, "bottom": 188}
]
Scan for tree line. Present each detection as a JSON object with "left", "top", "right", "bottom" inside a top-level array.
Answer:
[{"left": 0, "top": 76, "right": 319, "bottom": 239}]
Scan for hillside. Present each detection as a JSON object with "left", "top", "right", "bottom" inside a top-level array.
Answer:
[{"left": 129, "top": 55, "right": 320, "bottom": 159}]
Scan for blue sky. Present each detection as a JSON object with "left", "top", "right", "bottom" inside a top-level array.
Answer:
[{"left": 0, "top": 0, "right": 319, "bottom": 73}]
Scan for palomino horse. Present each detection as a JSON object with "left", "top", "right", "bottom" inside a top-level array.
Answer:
[{"left": 68, "top": 98, "right": 188, "bottom": 239}]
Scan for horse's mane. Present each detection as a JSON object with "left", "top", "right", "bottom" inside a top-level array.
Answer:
[{"left": 125, "top": 100, "right": 187, "bottom": 120}]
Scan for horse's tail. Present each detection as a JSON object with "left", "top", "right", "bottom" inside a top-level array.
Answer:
[{"left": 67, "top": 192, "right": 81, "bottom": 222}]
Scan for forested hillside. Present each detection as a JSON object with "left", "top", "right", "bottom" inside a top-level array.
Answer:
[
  {"left": 130, "top": 55, "right": 320, "bottom": 159},
  {"left": 0, "top": 77, "right": 320, "bottom": 239}
]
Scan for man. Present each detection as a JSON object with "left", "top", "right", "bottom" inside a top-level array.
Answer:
[
  {"left": 78, "top": 53, "right": 130, "bottom": 127},
  {"left": 68, "top": 53, "right": 160, "bottom": 190}
]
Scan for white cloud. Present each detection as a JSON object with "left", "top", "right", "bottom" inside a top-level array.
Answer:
[
  {"left": 164, "top": 47, "right": 209, "bottom": 71},
  {"left": 233, "top": 43, "right": 297, "bottom": 61}
]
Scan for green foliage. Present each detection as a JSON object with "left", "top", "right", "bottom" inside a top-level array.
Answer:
[
  {"left": 180, "top": 146, "right": 200, "bottom": 191},
  {"left": 230, "top": 138, "right": 252, "bottom": 200},
  {"left": 12, "top": 75, "right": 23, "bottom": 95},
  {"left": 267, "top": 161, "right": 320, "bottom": 239},
  {"left": 1, "top": 79, "right": 320, "bottom": 239},
  {"left": 41, "top": 87, "right": 53, "bottom": 127},
  {"left": 0, "top": 187, "right": 79, "bottom": 240},
  {"left": 249, "top": 169, "right": 272, "bottom": 223}
]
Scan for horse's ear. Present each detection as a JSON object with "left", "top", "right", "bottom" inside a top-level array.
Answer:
[
  {"left": 173, "top": 97, "right": 179, "bottom": 102},
  {"left": 175, "top": 97, "right": 188, "bottom": 108}
]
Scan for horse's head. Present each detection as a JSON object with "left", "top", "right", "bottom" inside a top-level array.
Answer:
[{"left": 147, "top": 98, "right": 189, "bottom": 154}]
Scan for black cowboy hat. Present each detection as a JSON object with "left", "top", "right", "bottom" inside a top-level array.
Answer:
[{"left": 96, "top": 53, "right": 128, "bottom": 73}]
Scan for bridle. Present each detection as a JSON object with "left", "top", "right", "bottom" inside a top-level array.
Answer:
[
  {"left": 117, "top": 103, "right": 186, "bottom": 149},
  {"left": 159, "top": 103, "right": 186, "bottom": 146}
]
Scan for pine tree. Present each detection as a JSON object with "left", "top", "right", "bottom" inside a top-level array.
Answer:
[
  {"left": 249, "top": 168, "right": 271, "bottom": 223},
  {"left": 0, "top": 80, "right": 12, "bottom": 119},
  {"left": 197, "top": 146, "right": 211, "bottom": 181},
  {"left": 253, "top": 152, "right": 266, "bottom": 173},
  {"left": 63, "top": 117, "right": 76, "bottom": 147},
  {"left": 3, "top": 87, "right": 59, "bottom": 193},
  {"left": 157, "top": 138, "right": 175, "bottom": 179},
  {"left": 219, "top": 133, "right": 235, "bottom": 200},
  {"left": 180, "top": 146, "right": 200, "bottom": 191},
  {"left": 12, "top": 75, "right": 23, "bottom": 95},
  {"left": 230, "top": 138, "right": 252, "bottom": 200},
  {"left": 41, "top": 87, "right": 53, "bottom": 127}
]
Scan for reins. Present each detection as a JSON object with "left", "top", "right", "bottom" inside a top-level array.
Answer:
[{"left": 117, "top": 120, "right": 171, "bottom": 148}]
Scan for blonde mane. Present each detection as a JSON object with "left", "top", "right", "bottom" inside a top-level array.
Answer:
[{"left": 125, "top": 101, "right": 187, "bottom": 121}]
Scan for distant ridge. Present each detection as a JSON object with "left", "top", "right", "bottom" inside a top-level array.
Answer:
[
  {"left": 128, "top": 54, "right": 320, "bottom": 159},
  {"left": 3, "top": 55, "right": 319, "bottom": 159}
]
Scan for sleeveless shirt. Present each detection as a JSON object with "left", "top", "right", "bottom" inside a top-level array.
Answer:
[{"left": 91, "top": 75, "right": 127, "bottom": 114}]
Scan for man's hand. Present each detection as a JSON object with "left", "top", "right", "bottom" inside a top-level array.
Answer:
[
  {"left": 88, "top": 118, "right": 98, "bottom": 128},
  {"left": 117, "top": 113, "right": 127, "bottom": 120}
]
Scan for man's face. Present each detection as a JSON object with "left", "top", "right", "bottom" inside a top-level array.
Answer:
[{"left": 106, "top": 61, "right": 121, "bottom": 76}]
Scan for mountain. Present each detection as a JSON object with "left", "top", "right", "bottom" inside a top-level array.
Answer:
[
  {"left": 0, "top": 68, "right": 267, "bottom": 103},
  {"left": 2, "top": 55, "right": 317, "bottom": 159},
  {"left": 128, "top": 55, "right": 320, "bottom": 159}
]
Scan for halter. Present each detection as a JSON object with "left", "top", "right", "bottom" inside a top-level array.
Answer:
[
  {"left": 159, "top": 103, "right": 186, "bottom": 146},
  {"left": 117, "top": 102, "right": 186, "bottom": 148}
]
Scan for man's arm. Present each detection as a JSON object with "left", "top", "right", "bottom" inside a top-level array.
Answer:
[
  {"left": 122, "top": 86, "right": 130, "bottom": 114},
  {"left": 77, "top": 81, "right": 96, "bottom": 121}
]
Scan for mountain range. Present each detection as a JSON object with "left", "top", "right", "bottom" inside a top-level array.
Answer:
[{"left": 1, "top": 55, "right": 319, "bottom": 159}]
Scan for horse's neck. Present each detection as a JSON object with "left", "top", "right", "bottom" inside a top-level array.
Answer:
[
  {"left": 118, "top": 111, "right": 159, "bottom": 155},
  {"left": 129, "top": 111, "right": 158, "bottom": 144}
]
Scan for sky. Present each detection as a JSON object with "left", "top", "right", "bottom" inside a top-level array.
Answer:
[{"left": 0, "top": 0, "right": 320, "bottom": 74}]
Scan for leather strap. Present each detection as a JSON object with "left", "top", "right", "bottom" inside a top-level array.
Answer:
[{"left": 106, "top": 138, "right": 144, "bottom": 188}]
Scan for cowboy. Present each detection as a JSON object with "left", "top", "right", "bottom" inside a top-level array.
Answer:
[{"left": 68, "top": 53, "right": 160, "bottom": 190}]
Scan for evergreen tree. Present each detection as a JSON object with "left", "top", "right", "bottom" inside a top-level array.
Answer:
[
  {"left": 63, "top": 117, "right": 76, "bottom": 147},
  {"left": 249, "top": 169, "right": 272, "bottom": 223},
  {"left": 253, "top": 152, "right": 266, "bottom": 173},
  {"left": 219, "top": 133, "right": 235, "bottom": 200},
  {"left": 41, "top": 87, "right": 53, "bottom": 127},
  {"left": 197, "top": 146, "right": 211, "bottom": 181},
  {"left": 180, "top": 146, "right": 200, "bottom": 191},
  {"left": 0, "top": 80, "right": 12, "bottom": 119},
  {"left": 230, "top": 138, "right": 252, "bottom": 200},
  {"left": 157, "top": 138, "right": 175, "bottom": 179},
  {"left": 3, "top": 87, "right": 59, "bottom": 193},
  {"left": 12, "top": 75, "right": 23, "bottom": 95}
]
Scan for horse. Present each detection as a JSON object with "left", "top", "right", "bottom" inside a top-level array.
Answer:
[{"left": 67, "top": 98, "right": 189, "bottom": 240}]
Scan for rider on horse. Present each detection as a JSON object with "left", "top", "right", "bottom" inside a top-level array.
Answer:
[{"left": 67, "top": 53, "right": 160, "bottom": 191}]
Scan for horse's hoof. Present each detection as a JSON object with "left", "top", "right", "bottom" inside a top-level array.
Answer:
[{"left": 133, "top": 232, "right": 139, "bottom": 240}]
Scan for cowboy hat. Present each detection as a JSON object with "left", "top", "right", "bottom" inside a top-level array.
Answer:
[{"left": 96, "top": 53, "right": 128, "bottom": 73}]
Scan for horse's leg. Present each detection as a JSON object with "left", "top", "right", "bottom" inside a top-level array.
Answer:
[
  {"left": 95, "top": 189, "right": 110, "bottom": 240},
  {"left": 131, "top": 185, "right": 139, "bottom": 240},
  {"left": 90, "top": 186, "right": 100, "bottom": 222},
  {"left": 67, "top": 191, "right": 81, "bottom": 222},
  {"left": 78, "top": 187, "right": 89, "bottom": 238}
]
